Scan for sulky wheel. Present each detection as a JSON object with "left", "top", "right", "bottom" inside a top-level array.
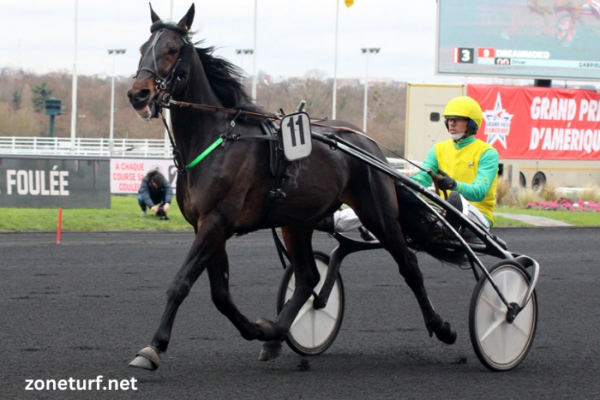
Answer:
[
  {"left": 469, "top": 260, "right": 538, "bottom": 371},
  {"left": 276, "top": 251, "right": 345, "bottom": 356}
]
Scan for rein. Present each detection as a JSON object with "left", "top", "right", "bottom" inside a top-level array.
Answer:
[
  {"left": 160, "top": 95, "right": 429, "bottom": 169},
  {"left": 159, "top": 94, "right": 442, "bottom": 194}
]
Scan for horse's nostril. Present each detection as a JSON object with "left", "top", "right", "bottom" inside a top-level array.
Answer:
[
  {"left": 137, "top": 89, "right": 151, "bottom": 101},
  {"left": 129, "top": 89, "right": 152, "bottom": 104}
]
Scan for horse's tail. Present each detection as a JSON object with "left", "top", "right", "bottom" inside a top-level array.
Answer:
[{"left": 395, "top": 181, "right": 466, "bottom": 265}]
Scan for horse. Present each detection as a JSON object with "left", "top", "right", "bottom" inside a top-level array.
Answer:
[{"left": 126, "top": 3, "right": 464, "bottom": 371}]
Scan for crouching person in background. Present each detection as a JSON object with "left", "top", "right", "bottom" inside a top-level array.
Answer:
[{"left": 138, "top": 169, "right": 173, "bottom": 220}]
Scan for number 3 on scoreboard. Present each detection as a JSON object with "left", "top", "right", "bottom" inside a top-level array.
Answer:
[
  {"left": 453, "top": 47, "right": 474, "bottom": 64},
  {"left": 280, "top": 112, "right": 312, "bottom": 161}
]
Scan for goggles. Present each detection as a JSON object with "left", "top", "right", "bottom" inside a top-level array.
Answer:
[{"left": 444, "top": 116, "right": 469, "bottom": 123}]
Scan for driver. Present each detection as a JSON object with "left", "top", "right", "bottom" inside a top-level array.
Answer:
[
  {"left": 316, "top": 96, "right": 499, "bottom": 239},
  {"left": 411, "top": 95, "right": 499, "bottom": 232}
]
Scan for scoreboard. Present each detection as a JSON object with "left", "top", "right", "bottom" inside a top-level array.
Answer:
[{"left": 436, "top": 0, "right": 600, "bottom": 81}]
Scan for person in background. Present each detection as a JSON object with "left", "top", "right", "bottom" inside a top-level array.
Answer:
[
  {"left": 138, "top": 169, "right": 173, "bottom": 220},
  {"left": 411, "top": 95, "right": 499, "bottom": 233}
]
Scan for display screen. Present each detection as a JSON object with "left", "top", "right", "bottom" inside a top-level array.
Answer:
[{"left": 436, "top": 0, "right": 600, "bottom": 81}]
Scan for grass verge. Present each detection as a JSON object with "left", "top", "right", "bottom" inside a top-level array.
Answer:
[
  {"left": 2, "top": 196, "right": 600, "bottom": 232},
  {"left": 1, "top": 195, "right": 193, "bottom": 232},
  {"left": 495, "top": 206, "right": 600, "bottom": 227}
]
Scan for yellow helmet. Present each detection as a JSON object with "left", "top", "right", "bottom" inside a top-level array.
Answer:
[{"left": 442, "top": 96, "right": 483, "bottom": 130}]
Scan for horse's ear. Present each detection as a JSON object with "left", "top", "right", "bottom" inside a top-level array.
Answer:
[
  {"left": 177, "top": 3, "right": 195, "bottom": 31},
  {"left": 149, "top": 3, "right": 161, "bottom": 24}
]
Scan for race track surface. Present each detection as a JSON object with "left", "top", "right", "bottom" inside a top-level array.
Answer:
[{"left": 1, "top": 228, "right": 599, "bottom": 399}]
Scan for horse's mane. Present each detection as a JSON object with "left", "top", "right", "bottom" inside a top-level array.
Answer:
[
  {"left": 149, "top": 24, "right": 261, "bottom": 115},
  {"left": 195, "top": 45, "right": 262, "bottom": 115},
  {"left": 151, "top": 21, "right": 188, "bottom": 36}
]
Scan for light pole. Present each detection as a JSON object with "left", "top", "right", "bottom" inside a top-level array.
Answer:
[
  {"left": 361, "top": 47, "right": 380, "bottom": 133},
  {"left": 164, "top": 0, "right": 174, "bottom": 157},
  {"left": 71, "top": 0, "right": 78, "bottom": 148},
  {"left": 332, "top": 0, "right": 340, "bottom": 120},
  {"left": 252, "top": 0, "right": 258, "bottom": 104},
  {"left": 108, "top": 49, "right": 126, "bottom": 153},
  {"left": 235, "top": 49, "right": 254, "bottom": 72}
]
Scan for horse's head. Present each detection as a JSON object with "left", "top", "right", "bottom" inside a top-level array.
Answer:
[{"left": 128, "top": 3, "right": 196, "bottom": 121}]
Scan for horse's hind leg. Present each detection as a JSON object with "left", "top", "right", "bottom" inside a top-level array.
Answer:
[
  {"left": 401, "top": 250, "right": 457, "bottom": 344},
  {"left": 350, "top": 188, "right": 456, "bottom": 345},
  {"left": 371, "top": 222, "right": 455, "bottom": 344}
]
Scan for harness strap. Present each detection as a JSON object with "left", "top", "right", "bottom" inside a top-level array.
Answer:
[
  {"left": 166, "top": 98, "right": 428, "bottom": 175},
  {"left": 168, "top": 98, "right": 281, "bottom": 119},
  {"left": 237, "top": 145, "right": 287, "bottom": 236},
  {"left": 160, "top": 112, "right": 186, "bottom": 175},
  {"left": 186, "top": 138, "right": 224, "bottom": 169},
  {"left": 185, "top": 109, "right": 243, "bottom": 170}
]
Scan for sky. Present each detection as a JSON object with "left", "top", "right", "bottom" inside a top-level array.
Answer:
[{"left": 1, "top": 0, "right": 472, "bottom": 84}]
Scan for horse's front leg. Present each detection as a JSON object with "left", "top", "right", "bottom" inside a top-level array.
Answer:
[
  {"left": 129, "top": 213, "right": 234, "bottom": 371},
  {"left": 258, "top": 226, "right": 321, "bottom": 361}
]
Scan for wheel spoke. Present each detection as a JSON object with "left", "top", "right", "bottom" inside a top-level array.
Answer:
[
  {"left": 504, "top": 271, "right": 525, "bottom": 302},
  {"left": 480, "top": 292, "right": 505, "bottom": 313},
  {"left": 479, "top": 312, "right": 504, "bottom": 342},
  {"left": 321, "top": 303, "right": 340, "bottom": 322},
  {"left": 290, "top": 299, "right": 314, "bottom": 330},
  {"left": 512, "top": 308, "right": 534, "bottom": 337}
]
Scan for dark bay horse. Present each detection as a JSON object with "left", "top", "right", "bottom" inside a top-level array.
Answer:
[{"left": 127, "top": 3, "right": 463, "bottom": 371}]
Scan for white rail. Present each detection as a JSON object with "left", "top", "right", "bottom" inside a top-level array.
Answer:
[
  {"left": 0, "top": 137, "right": 172, "bottom": 158},
  {"left": 387, "top": 157, "right": 422, "bottom": 177},
  {"left": 0, "top": 137, "right": 422, "bottom": 176}
]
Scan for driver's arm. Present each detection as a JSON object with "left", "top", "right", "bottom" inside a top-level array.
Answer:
[
  {"left": 453, "top": 148, "right": 499, "bottom": 202},
  {"left": 410, "top": 147, "right": 439, "bottom": 187}
]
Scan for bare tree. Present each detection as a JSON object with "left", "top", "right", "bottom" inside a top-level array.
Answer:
[{"left": 0, "top": 68, "right": 407, "bottom": 151}]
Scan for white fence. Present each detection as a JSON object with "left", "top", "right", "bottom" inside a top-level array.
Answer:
[
  {"left": 0, "top": 136, "right": 421, "bottom": 175},
  {"left": 0, "top": 136, "right": 172, "bottom": 158},
  {"left": 387, "top": 157, "right": 422, "bottom": 177}
]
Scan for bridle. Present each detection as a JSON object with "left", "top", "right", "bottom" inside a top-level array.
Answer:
[{"left": 134, "top": 25, "right": 194, "bottom": 117}]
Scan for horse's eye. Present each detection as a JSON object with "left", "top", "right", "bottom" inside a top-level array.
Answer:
[{"left": 168, "top": 48, "right": 179, "bottom": 55}]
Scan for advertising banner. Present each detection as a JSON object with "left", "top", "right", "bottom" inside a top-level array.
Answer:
[
  {"left": 0, "top": 157, "right": 110, "bottom": 208},
  {"left": 110, "top": 158, "right": 178, "bottom": 194},
  {"left": 467, "top": 84, "right": 600, "bottom": 160}
]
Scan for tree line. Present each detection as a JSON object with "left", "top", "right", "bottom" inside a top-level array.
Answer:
[{"left": 0, "top": 68, "right": 407, "bottom": 155}]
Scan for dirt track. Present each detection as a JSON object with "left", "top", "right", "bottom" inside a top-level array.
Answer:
[{"left": 1, "top": 228, "right": 599, "bottom": 399}]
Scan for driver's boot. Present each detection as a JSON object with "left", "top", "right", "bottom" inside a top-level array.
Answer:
[
  {"left": 314, "top": 214, "right": 334, "bottom": 233},
  {"left": 446, "top": 192, "right": 464, "bottom": 232}
]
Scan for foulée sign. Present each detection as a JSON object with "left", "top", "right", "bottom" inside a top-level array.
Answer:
[{"left": 468, "top": 84, "right": 600, "bottom": 161}]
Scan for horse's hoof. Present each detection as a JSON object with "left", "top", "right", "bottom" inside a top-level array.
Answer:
[
  {"left": 436, "top": 322, "right": 457, "bottom": 345},
  {"left": 258, "top": 340, "right": 283, "bottom": 361},
  {"left": 255, "top": 318, "right": 284, "bottom": 341},
  {"left": 426, "top": 316, "right": 457, "bottom": 345},
  {"left": 129, "top": 346, "right": 160, "bottom": 371}
]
